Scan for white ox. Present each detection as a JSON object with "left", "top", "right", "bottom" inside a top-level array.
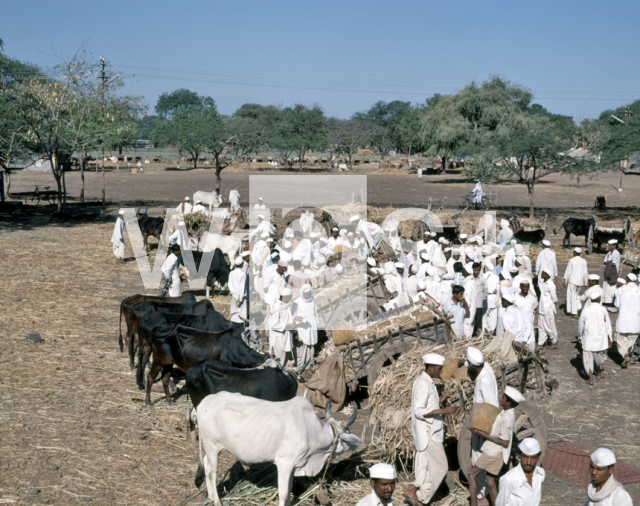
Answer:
[
  {"left": 228, "top": 190, "right": 241, "bottom": 213},
  {"left": 199, "top": 231, "right": 243, "bottom": 266},
  {"left": 195, "top": 393, "right": 361, "bottom": 506},
  {"left": 193, "top": 190, "right": 223, "bottom": 211}
]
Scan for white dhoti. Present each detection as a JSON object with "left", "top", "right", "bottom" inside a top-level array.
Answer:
[
  {"left": 112, "top": 241, "right": 125, "bottom": 259},
  {"left": 495, "top": 306, "right": 505, "bottom": 335},
  {"left": 269, "top": 331, "right": 291, "bottom": 364},
  {"left": 229, "top": 297, "right": 246, "bottom": 323},
  {"left": 414, "top": 441, "right": 448, "bottom": 504},
  {"left": 294, "top": 340, "right": 314, "bottom": 368},
  {"left": 464, "top": 306, "right": 476, "bottom": 339},
  {"left": 168, "top": 280, "right": 181, "bottom": 297},
  {"left": 538, "top": 312, "right": 558, "bottom": 346},
  {"left": 254, "top": 276, "right": 264, "bottom": 301},
  {"left": 566, "top": 283, "right": 582, "bottom": 315},
  {"left": 483, "top": 306, "right": 497, "bottom": 334},
  {"left": 582, "top": 349, "right": 607, "bottom": 375},
  {"left": 615, "top": 332, "right": 638, "bottom": 358},
  {"left": 603, "top": 281, "right": 616, "bottom": 304}
]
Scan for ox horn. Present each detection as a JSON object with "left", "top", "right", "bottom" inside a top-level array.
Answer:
[
  {"left": 325, "top": 399, "right": 332, "bottom": 419},
  {"left": 341, "top": 408, "right": 358, "bottom": 428}
]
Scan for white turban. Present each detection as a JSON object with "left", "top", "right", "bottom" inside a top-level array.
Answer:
[
  {"left": 301, "top": 284, "right": 312, "bottom": 294},
  {"left": 502, "top": 292, "right": 515, "bottom": 303},
  {"left": 590, "top": 291, "right": 601, "bottom": 301},
  {"left": 542, "top": 239, "right": 551, "bottom": 247},
  {"left": 628, "top": 273, "right": 638, "bottom": 282},
  {"left": 309, "top": 232, "right": 318, "bottom": 239},
  {"left": 429, "top": 232, "right": 437, "bottom": 238},
  {"left": 422, "top": 353, "right": 446, "bottom": 366},
  {"left": 466, "top": 347, "right": 484, "bottom": 366},
  {"left": 410, "top": 264, "right": 419, "bottom": 274},
  {"left": 591, "top": 448, "right": 616, "bottom": 467},
  {"left": 608, "top": 239, "right": 618, "bottom": 245},
  {"left": 588, "top": 274, "right": 600, "bottom": 281},
  {"left": 279, "top": 287, "right": 292, "bottom": 297},
  {"left": 617, "top": 279, "right": 627, "bottom": 285},
  {"left": 316, "top": 255, "right": 327, "bottom": 266},
  {"left": 335, "top": 264, "right": 343, "bottom": 274},
  {"left": 459, "top": 233, "right": 468, "bottom": 239},
  {"left": 519, "top": 438, "right": 541, "bottom": 456},
  {"left": 421, "top": 253, "right": 431, "bottom": 262},
  {"left": 369, "top": 463, "right": 396, "bottom": 480},
  {"left": 234, "top": 257, "right": 243, "bottom": 266},
  {"left": 241, "top": 250, "right": 250, "bottom": 257},
  {"left": 118, "top": 209, "right": 125, "bottom": 215},
  {"left": 514, "top": 244, "right": 524, "bottom": 255},
  {"left": 349, "top": 214, "right": 360, "bottom": 223},
  {"left": 395, "top": 262, "right": 405, "bottom": 270},
  {"left": 271, "top": 251, "right": 280, "bottom": 259},
  {"left": 500, "top": 219, "right": 510, "bottom": 229},
  {"left": 543, "top": 268, "right": 554, "bottom": 277},
  {"left": 510, "top": 239, "right": 517, "bottom": 245},
  {"left": 184, "top": 197, "right": 190, "bottom": 201},
  {"left": 277, "top": 260, "right": 288, "bottom": 268}
]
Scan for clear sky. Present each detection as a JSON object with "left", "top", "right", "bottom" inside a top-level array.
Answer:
[{"left": 2, "top": 0, "right": 638, "bottom": 120}]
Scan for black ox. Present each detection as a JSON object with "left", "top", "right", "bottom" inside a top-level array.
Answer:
[
  {"left": 554, "top": 217, "right": 596, "bottom": 247},
  {"left": 185, "top": 359, "right": 300, "bottom": 409},
  {"left": 137, "top": 208, "right": 165, "bottom": 250}
]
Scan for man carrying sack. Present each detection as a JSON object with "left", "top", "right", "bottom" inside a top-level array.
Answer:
[{"left": 403, "top": 353, "right": 458, "bottom": 506}]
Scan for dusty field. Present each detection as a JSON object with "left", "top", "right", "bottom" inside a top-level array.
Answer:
[{"left": 2, "top": 172, "right": 640, "bottom": 505}]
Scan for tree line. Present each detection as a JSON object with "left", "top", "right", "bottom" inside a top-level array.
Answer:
[{"left": 2, "top": 39, "right": 639, "bottom": 216}]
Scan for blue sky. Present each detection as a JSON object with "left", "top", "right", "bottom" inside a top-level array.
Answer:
[{"left": 2, "top": 0, "right": 638, "bottom": 120}]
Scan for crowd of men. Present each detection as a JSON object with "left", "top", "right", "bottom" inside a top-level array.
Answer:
[{"left": 111, "top": 199, "right": 639, "bottom": 506}]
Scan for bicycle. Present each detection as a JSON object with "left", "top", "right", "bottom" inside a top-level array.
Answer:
[
  {"left": 25, "top": 185, "right": 57, "bottom": 206},
  {"left": 457, "top": 192, "right": 491, "bottom": 210}
]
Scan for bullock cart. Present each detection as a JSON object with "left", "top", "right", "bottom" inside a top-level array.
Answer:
[
  {"left": 509, "top": 215, "right": 547, "bottom": 243},
  {"left": 587, "top": 216, "right": 634, "bottom": 254},
  {"left": 366, "top": 333, "right": 552, "bottom": 476}
]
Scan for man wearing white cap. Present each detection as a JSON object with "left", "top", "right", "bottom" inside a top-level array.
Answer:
[
  {"left": 250, "top": 232, "right": 270, "bottom": 299},
  {"left": 327, "top": 226, "right": 342, "bottom": 253},
  {"left": 386, "top": 227, "right": 402, "bottom": 255},
  {"left": 176, "top": 196, "right": 193, "bottom": 216},
  {"left": 462, "top": 263, "right": 478, "bottom": 338},
  {"left": 537, "top": 269, "right": 558, "bottom": 349},
  {"left": 383, "top": 262, "right": 409, "bottom": 311},
  {"left": 603, "top": 240, "right": 621, "bottom": 304},
  {"left": 469, "top": 386, "right": 523, "bottom": 506},
  {"left": 406, "top": 264, "right": 420, "bottom": 300},
  {"left": 251, "top": 213, "right": 275, "bottom": 242},
  {"left": 563, "top": 248, "right": 589, "bottom": 316},
  {"left": 228, "top": 257, "right": 248, "bottom": 323},
  {"left": 192, "top": 199, "right": 209, "bottom": 216},
  {"left": 161, "top": 244, "right": 182, "bottom": 297},
  {"left": 269, "top": 286, "right": 297, "bottom": 364},
  {"left": 404, "top": 353, "right": 457, "bottom": 506},
  {"left": 501, "top": 292, "right": 535, "bottom": 350},
  {"left": 457, "top": 347, "right": 499, "bottom": 466},
  {"left": 253, "top": 197, "right": 265, "bottom": 209},
  {"left": 351, "top": 214, "right": 384, "bottom": 254},
  {"left": 495, "top": 438, "right": 545, "bottom": 506},
  {"left": 111, "top": 209, "right": 126, "bottom": 263},
  {"left": 513, "top": 279, "right": 538, "bottom": 328},
  {"left": 357, "top": 463, "right": 396, "bottom": 506},
  {"left": 580, "top": 274, "right": 604, "bottom": 310},
  {"left": 586, "top": 449, "right": 633, "bottom": 506},
  {"left": 291, "top": 284, "right": 318, "bottom": 367},
  {"left": 502, "top": 240, "right": 517, "bottom": 274},
  {"left": 442, "top": 285, "right": 470, "bottom": 340},
  {"left": 613, "top": 273, "right": 640, "bottom": 368},
  {"left": 535, "top": 239, "right": 557, "bottom": 282},
  {"left": 447, "top": 249, "right": 462, "bottom": 276},
  {"left": 579, "top": 292, "right": 612, "bottom": 385},
  {"left": 264, "top": 260, "right": 288, "bottom": 311},
  {"left": 240, "top": 250, "right": 251, "bottom": 275}
]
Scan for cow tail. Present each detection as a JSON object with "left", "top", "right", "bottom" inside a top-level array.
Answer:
[
  {"left": 128, "top": 311, "right": 135, "bottom": 361},
  {"left": 136, "top": 333, "right": 145, "bottom": 389},
  {"left": 118, "top": 304, "right": 124, "bottom": 352},
  {"left": 195, "top": 462, "right": 205, "bottom": 489}
]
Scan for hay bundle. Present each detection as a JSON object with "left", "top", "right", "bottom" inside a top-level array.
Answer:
[
  {"left": 367, "top": 333, "right": 538, "bottom": 470},
  {"left": 333, "top": 327, "right": 355, "bottom": 346}
]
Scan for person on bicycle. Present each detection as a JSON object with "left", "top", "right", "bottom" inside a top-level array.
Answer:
[{"left": 471, "top": 179, "right": 484, "bottom": 209}]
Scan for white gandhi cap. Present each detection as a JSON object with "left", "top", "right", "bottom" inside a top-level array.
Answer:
[
  {"left": 301, "top": 284, "right": 312, "bottom": 294},
  {"left": 422, "top": 353, "right": 446, "bottom": 366},
  {"left": 591, "top": 448, "right": 616, "bottom": 467},
  {"left": 542, "top": 239, "right": 551, "bottom": 247},
  {"left": 234, "top": 257, "right": 243, "bottom": 266},
  {"left": 504, "top": 386, "right": 525, "bottom": 404},
  {"left": 519, "top": 438, "right": 541, "bottom": 456},
  {"left": 502, "top": 292, "right": 515, "bottom": 303},
  {"left": 608, "top": 239, "right": 618, "bottom": 245},
  {"left": 574, "top": 247, "right": 582, "bottom": 253},
  {"left": 118, "top": 209, "right": 125, "bottom": 215},
  {"left": 369, "top": 462, "right": 396, "bottom": 480},
  {"left": 349, "top": 214, "right": 360, "bottom": 223},
  {"left": 279, "top": 287, "right": 292, "bottom": 297},
  {"left": 628, "top": 273, "right": 638, "bottom": 281},
  {"left": 466, "top": 347, "right": 484, "bottom": 366},
  {"left": 588, "top": 274, "right": 600, "bottom": 280}
]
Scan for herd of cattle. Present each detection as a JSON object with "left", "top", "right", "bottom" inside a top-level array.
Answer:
[{"left": 118, "top": 292, "right": 354, "bottom": 506}]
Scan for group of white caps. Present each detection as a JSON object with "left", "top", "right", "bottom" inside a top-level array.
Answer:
[{"left": 366, "top": 346, "right": 618, "bottom": 480}]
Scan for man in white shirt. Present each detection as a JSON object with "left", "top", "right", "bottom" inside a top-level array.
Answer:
[
  {"left": 441, "top": 285, "right": 470, "bottom": 340},
  {"left": 383, "top": 262, "right": 409, "bottom": 311},
  {"left": 268, "top": 287, "right": 296, "bottom": 364},
  {"left": 613, "top": 273, "right": 640, "bottom": 368},
  {"left": 405, "top": 264, "right": 420, "bottom": 300},
  {"left": 495, "top": 438, "right": 545, "bottom": 506},
  {"left": 291, "top": 284, "right": 318, "bottom": 368},
  {"left": 403, "top": 353, "right": 457, "bottom": 506},
  {"left": 111, "top": 209, "right": 126, "bottom": 263},
  {"left": 351, "top": 214, "right": 384, "bottom": 254},
  {"left": 253, "top": 197, "right": 266, "bottom": 209},
  {"left": 473, "top": 262, "right": 488, "bottom": 336},
  {"left": 580, "top": 274, "right": 604, "bottom": 310},
  {"left": 161, "top": 244, "right": 182, "bottom": 297},
  {"left": 176, "top": 196, "right": 192, "bottom": 216},
  {"left": 502, "top": 240, "right": 517, "bottom": 274},
  {"left": 357, "top": 463, "right": 396, "bottom": 506},
  {"left": 603, "top": 239, "right": 621, "bottom": 304},
  {"left": 483, "top": 259, "right": 500, "bottom": 334},
  {"left": 169, "top": 221, "right": 191, "bottom": 251},
  {"left": 513, "top": 280, "right": 538, "bottom": 327},
  {"left": 463, "top": 264, "right": 478, "bottom": 338},
  {"left": 501, "top": 292, "right": 535, "bottom": 350},
  {"left": 535, "top": 239, "right": 557, "bottom": 282},
  {"left": 192, "top": 199, "right": 210, "bottom": 215},
  {"left": 537, "top": 269, "right": 558, "bottom": 350},
  {"left": 468, "top": 386, "right": 523, "bottom": 506},
  {"left": 447, "top": 249, "right": 462, "bottom": 276},
  {"left": 327, "top": 227, "right": 341, "bottom": 253},
  {"left": 579, "top": 292, "right": 612, "bottom": 385},
  {"left": 228, "top": 257, "right": 248, "bottom": 323},
  {"left": 563, "top": 248, "right": 589, "bottom": 316},
  {"left": 585, "top": 448, "right": 633, "bottom": 506},
  {"left": 497, "top": 220, "right": 514, "bottom": 247}
]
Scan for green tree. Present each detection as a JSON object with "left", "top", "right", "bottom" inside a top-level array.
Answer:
[
  {"left": 155, "top": 88, "right": 213, "bottom": 118},
  {"left": 280, "top": 104, "right": 327, "bottom": 168},
  {"left": 595, "top": 101, "right": 640, "bottom": 167},
  {"left": 327, "top": 118, "right": 372, "bottom": 169},
  {"left": 352, "top": 100, "right": 412, "bottom": 156}
]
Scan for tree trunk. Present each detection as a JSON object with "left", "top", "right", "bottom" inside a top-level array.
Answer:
[
  {"left": 193, "top": 154, "right": 198, "bottom": 170},
  {"left": 379, "top": 145, "right": 385, "bottom": 161},
  {"left": 442, "top": 156, "right": 447, "bottom": 173},
  {"left": 5, "top": 170, "right": 11, "bottom": 196},
  {"left": 80, "top": 155, "right": 85, "bottom": 203},
  {"left": 246, "top": 156, "right": 251, "bottom": 171},
  {"left": 118, "top": 145, "right": 123, "bottom": 155},
  {"left": 215, "top": 167, "right": 222, "bottom": 196},
  {"left": 52, "top": 157, "right": 63, "bottom": 214},
  {"left": 528, "top": 183, "right": 535, "bottom": 218},
  {"left": 62, "top": 167, "right": 67, "bottom": 207}
]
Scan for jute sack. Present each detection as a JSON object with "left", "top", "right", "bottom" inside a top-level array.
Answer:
[
  {"left": 452, "top": 365, "right": 469, "bottom": 381},
  {"left": 440, "top": 357, "right": 461, "bottom": 381},
  {"left": 469, "top": 402, "right": 501, "bottom": 434},
  {"left": 332, "top": 328, "right": 355, "bottom": 346}
]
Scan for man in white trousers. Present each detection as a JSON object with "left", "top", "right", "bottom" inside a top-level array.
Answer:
[
  {"left": 111, "top": 209, "right": 126, "bottom": 263},
  {"left": 563, "top": 247, "right": 588, "bottom": 317},
  {"left": 291, "top": 284, "right": 318, "bottom": 367},
  {"left": 537, "top": 269, "right": 558, "bottom": 350}
]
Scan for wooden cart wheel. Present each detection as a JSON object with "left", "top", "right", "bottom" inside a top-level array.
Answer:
[
  {"left": 457, "top": 400, "right": 548, "bottom": 480},
  {"left": 587, "top": 224, "right": 594, "bottom": 254},
  {"left": 367, "top": 342, "right": 415, "bottom": 388}
]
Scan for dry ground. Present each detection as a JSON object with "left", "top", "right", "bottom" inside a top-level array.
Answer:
[{"left": 2, "top": 171, "right": 640, "bottom": 505}]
